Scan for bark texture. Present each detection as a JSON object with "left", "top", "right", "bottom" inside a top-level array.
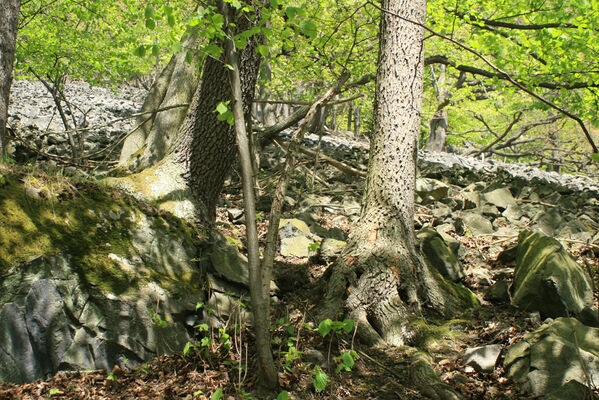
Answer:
[
  {"left": 176, "top": 5, "right": 264, "bottom": 226},
  {"left": 322, "top": 0, "right": 473, "bottom": 347},
  {"left": 0, "top": 0, "right": 20, "bottom": 156},
  {"left": 119, "top": 35, "right": 199, "bottom": 171}
]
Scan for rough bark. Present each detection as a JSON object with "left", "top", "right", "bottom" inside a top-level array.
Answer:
[
  {"left": 321, "top": 0, "right": 474, "bottom": 348},
  {"left": 175, "top": 3, "right": 265, "bottom": 226},
  {"left": 119, "top": 35, "right": 199, "bottom": 171},
  {"left": 0, "top": 0, "right": 21, "bottom": 157}
]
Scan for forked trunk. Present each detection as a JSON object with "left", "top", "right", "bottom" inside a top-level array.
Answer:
[{"left": 175, "top": 3, "right": 264, "bottom": 226}]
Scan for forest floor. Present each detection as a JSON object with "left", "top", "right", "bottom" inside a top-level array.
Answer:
[{"left": 1, "top": 187, "right": 598, "bottom": 400}]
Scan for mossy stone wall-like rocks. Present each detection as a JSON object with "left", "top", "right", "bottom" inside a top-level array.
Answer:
[
  {"left": 510, "top": 230, "right": 597, "bottom": 325},
  {"left": 0, "top": 170, "right": 205, "bottom": 383}
]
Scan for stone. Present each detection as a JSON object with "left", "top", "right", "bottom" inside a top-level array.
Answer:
[
  {"left": 279, "top": 218, "right": 313, "bottom": 239},
  {"left": 456, "top": 212, "right": 494, "bottom": 236},
  {"left": 483, "top": 187, "right": 516, "bottom": 210},
  {"left": 431, "top": 204, "right": 451, "bottom": 220},
  {"left": 505, "top": 318, "right": 599, "bottom": 398},
  {"left": 415, "top": 178, "right": 450, "bottom": 202},
  {"left": 510, "top": 231, "right": 597, "bottom": 325},
  {"left": 227, "top": 208, "right": 244, "bottom": 223},
  {"left": 210, "top": 232, "right": 250, "bottom": 286},
  {"left": 463, "top": 344, "right": 502, "bottom": 372},
  {"left": 417, "top": 227, "right": 464, "bottom": 281},
  {"left": 484, "top": 280, "right": 510, "bottom": 302},
  {"left": 318, "top": 238, "right": 347, "bottom": 262},
  {"left": 531, "top": 208, "right": 563, "bottom": 237},
  {"left": 280, "top": 236, "right": 316, "bottom": 258},
  {"left": 502, "top": 204, "right": 523, "bottom": 223}
]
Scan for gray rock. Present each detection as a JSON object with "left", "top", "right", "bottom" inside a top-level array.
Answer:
[
  {"left": 483, "top": 187, "right": 516, "bottom": 210},
  {"left": 210, "top": 231, "right": 250, "bottom": 286},
  {"left": 456, "top": 212, "right": 494, "bottom": 236},
  {"left": 505, "top": 318, "right": 599, "bottom": 397},
  {"left": 484, "top": 280, "right": 510, "bottom": 302},
  {"left": 510, "top": 231, "right": 597, "bottom": 325},
  {"left": 280, "top": 236, "right": 317, "bottom": 258},
  {"left": 463, "top": 344, "right": 502, "bottom": 372},
  {"left": 531, "top": 208, "right": 563, "bottom": 237},
  {"left": 318, "top": 238, "right": 347, "bottom": 262},
  {"left": 417, "top": 227, "right": 464, "bottom": 281},
  {"left": 416, "top": 178, "right": 450, "bottom": 202}
]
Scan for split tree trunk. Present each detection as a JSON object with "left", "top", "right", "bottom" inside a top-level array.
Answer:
[
  {"left": 321, "top": 0, "right": 472, "bottom": 347},
  {"left": 0, "top": 0, "right": 21, "bottom": 157},
  {"left": 118, "top": 35, "right": 199, "bottom": 171},
  {"left": 175, "top": 2, "right": 265, "bottom": 226}
]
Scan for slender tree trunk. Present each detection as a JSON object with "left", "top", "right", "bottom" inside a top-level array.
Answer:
[
  {"left": 0, "top": 0, "right": 21, "bottom": 157},
  {"left": 321, "top": 0, "right": 475, "bottom": 347},
  {"left": 222, "top": 2, "right": 278, "bottom": 388},
  {"left": 175, "top": 3, "right": 265, "bottom": 226}
]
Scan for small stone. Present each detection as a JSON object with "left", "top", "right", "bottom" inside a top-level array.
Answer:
[{"left": 463, "top": 344, "right": 502, "bottom": 372}]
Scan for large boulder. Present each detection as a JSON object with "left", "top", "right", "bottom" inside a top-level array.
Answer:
[
  {"left": 0, "top": 172, "right": 204, "bottom": 383},
  {"left": 505, "top": 317, "right": 599, "bottom": 398},
  {"left": 510, "top": 231, "right": 597, "bottom": 325},
  {"left": 417, "top": 227, "right": 464, "bottom": 281}
]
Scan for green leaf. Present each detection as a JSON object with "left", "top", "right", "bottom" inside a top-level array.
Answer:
[
  {"left": 313, "top": 366, "right": 328, "bottom": 392},
  {"left": 144, "top": 5, "right": 155, "bottom": 19},
  {"left": 151, "top": 45, "right": 159, "bottom": 57},
  {"left": 257, "top": 44, "right": 269, "bottom": 57},
  {"left": 277, "top": 391, "right": 289, "bottom": 400},
  {"left": 145, "top": 18, "right": 156, "bottom": 30},
  {"left": 285, "top": 6, "right": 297, "bottom": 19},
  {"left": 592, "top": 153, "right": 599, "bottom": 162},
  {"left": 211, "top": 388, "right": 224, "bottom": 400},
  {"left": 183, "top": 342, "right": 193, "bottom": 356},
  {"left": 167, "top": 14, "right": 176, "bottom": 27},
  {"left": 299, "top": 20, "right": 317, "bottom": 39},
  {"left": 342, "top": 319, "right": 354, "bottom": 334},
  {"left": 133, "top": 45, "right": 146, "bottom": 57},
  {"left": 269, "top": 0, "right": 279, "bottom": 7},
  {"left": 341, "top": 351, "right": 355, "bottom": 368},
  {"left": 216, "top": 102, "right": 229, "bottom": 114},
  {"left": 317, "top": 319, "right": 332, "bottom": 337}
]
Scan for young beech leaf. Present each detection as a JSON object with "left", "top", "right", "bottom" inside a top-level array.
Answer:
[
  {"left": 276, "top": 390, "right": 289, "bottom": 400},
  {"left": 257, "top": 45, "right": 269, "bottom": 57},
  {"left": 317, "top": 319, "right": 332, "bottom": 337},
  {"left": 133, "top": 45, "right": 146, "bottom": 57},
  {"left": 144, "top": 5, "right": 155, "bottom": 19},
  {"left": 592, "top": 153, "right": 599, "bottom": 163},
  {"left": 313, "top": 366, "right": 328, "bottom": 392},
  {"left": 167, "top": 14, "right": 175, "bottom": 27},
  {"left": 300, "top": 20, "right": 317, "bottom": 39},
  {"left": 145, "top": 18, "right": 156, "bottom": 30}
]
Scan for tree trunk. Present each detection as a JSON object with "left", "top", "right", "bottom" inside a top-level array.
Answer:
[
  {"left": 0, "top": 0, "right": 20, "bottom": 157},
  {"left": 119, "top": 34, "right": 199, "bottom": 171},
  {"left": 175, "top": 3, "right": 265, "bottom": 226},
  {"left": 426, "top": 65, "right": 449, "bottom": 152},
  {"left": 321, "top": 0, "right": 475, "bottom": 347}
]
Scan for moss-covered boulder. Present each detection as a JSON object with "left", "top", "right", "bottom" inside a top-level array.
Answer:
[
  {"left": 0, "top": 170, "right": 204, "bottom": 383},
  {"left": 510, "top": 230, "right": 597, "bottom": 325},
  {"left": 417, "top": 227, "right": 464, "bottom": 281},
  {"left": 505, "top": 317, "right": 599, "bottom": 398}
]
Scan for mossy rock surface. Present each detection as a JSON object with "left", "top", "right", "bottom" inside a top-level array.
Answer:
[
  {"left": 0, "top": 169, "right": 206, "bottom": 384},
  {"left": 511, "top": 230, "right": 596, "bottom": 324}
]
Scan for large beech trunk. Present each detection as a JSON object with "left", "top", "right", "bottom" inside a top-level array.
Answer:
[
  {"left": 118, "top": 35, "right": 199, "bottom": 171},
  {"left": 0, "top": 0, "right": 20, "bottom": 156},
  {"left": 175, "top": 3, "right": 264, "bottom": 226},
  {"left": 321, "top": 0, "right": 468, "bottom": 347}
]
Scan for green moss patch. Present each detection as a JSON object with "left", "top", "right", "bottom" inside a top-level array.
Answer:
[{"left": 0, "top": 170, "right": 199, "bottom": 296}]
